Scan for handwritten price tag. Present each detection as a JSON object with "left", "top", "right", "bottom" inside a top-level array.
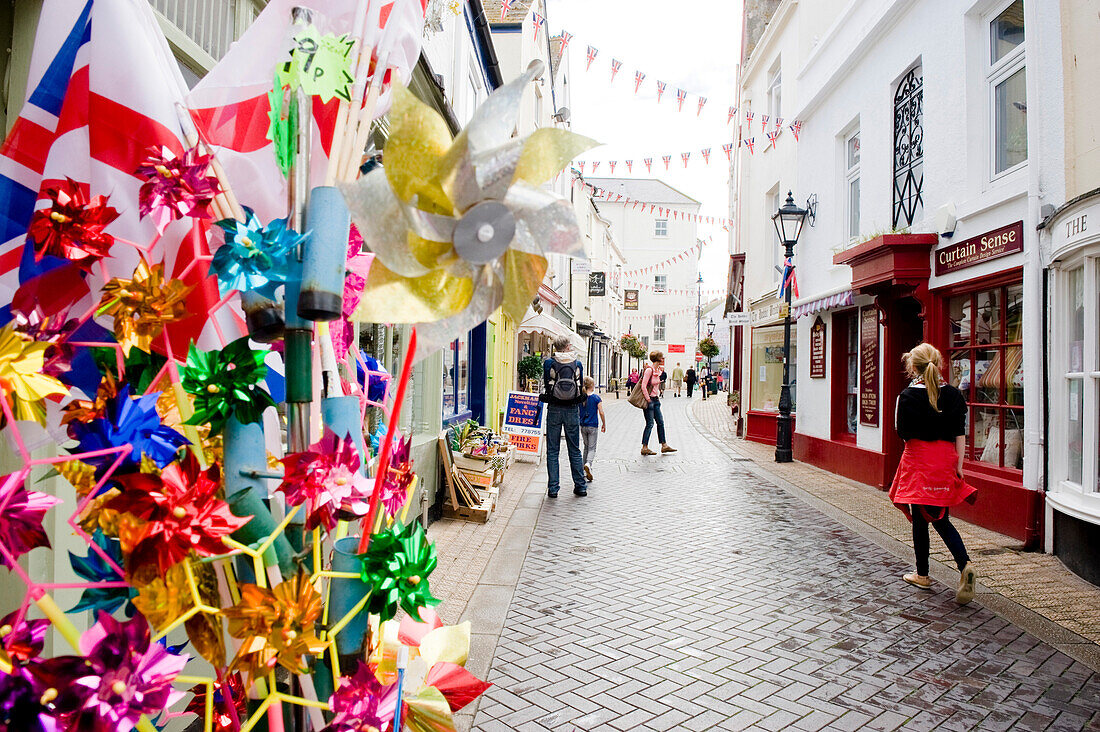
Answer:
[{"left": 275, "top": 26, "right": 355, "bottom": 103}]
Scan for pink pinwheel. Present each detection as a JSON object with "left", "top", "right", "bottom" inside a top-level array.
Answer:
[
  {"left": 278, "top": 429, "right": 372, "bottom": 531},
  {"left": 379, "top": 435, "right": 414, "bottom": 518},
  {"left": 0, "top": 609, "right": 50, "bottom": 666},
  {"left": 324, "top": 663, "right": 396, "bottom": 732},
  {"left": 0, "top": 471, "right": 62, "bottom": 568},
  {"left": 331, "top": 225, "right": 375, "bottom": 358},
  {"left": 135, "top": 145, "right": 220, "bottom": 234}
]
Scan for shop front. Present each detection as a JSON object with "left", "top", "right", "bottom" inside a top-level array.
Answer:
[
  {"left": 745, "top": 298, "right": 796, "bottom": 445},
  {"left": 1040, "top": 193, "right": 1100, "bottom": 584}
]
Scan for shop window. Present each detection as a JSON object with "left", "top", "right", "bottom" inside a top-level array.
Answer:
[
  {"left": 654, "top": 219, "right": 668, "bottom": 237},
  {"left": 654, "top": 274, "right": 667, "bottom": 293},
  {"left": 654, "top": 314, "right": 666, "bottom": 342},
  {"left": 946, "top": 283, "right": 1024, "bottom": 469},
  {"left": 846, "top": 131, "right": 861, "bottom": 241},
  {"left": 1066, "top": 267, "right": 1086, "bottom": 484},
  {"left": 751, "top": 325, "right": 796, "bottom": 413},
  {"left": 831, "top": 311, "right": 860, "bottom": 439},
  {"left": 893, "top": 67, "right": 924, "bottom": 229},
  {"left": 443, "top": 334, "right": 470, "bottom": 418},
  {"left": 989, "top": 0, "right": 1026, "bottom": 177}
]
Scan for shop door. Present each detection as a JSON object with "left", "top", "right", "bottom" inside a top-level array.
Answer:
[{"left": 883, "top": 295, "right": 927, "bottom": 486}]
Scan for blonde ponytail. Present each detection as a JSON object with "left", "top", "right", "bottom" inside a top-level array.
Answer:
[{"left": 903, "top": 343, "right": 946, "bottom": 412}]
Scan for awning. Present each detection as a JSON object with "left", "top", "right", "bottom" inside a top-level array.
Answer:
[
  {"left": 517, "top": 313, "right": 586, "bottom": 352},
  {"left": 792, "top": 290, "right": 854, "bottom": 320}
]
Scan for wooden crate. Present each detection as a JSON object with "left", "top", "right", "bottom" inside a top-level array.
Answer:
[{"left": 442, "top": 499, "right": 491, "bottom": 523}]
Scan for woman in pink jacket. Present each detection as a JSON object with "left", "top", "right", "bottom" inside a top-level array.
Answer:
[{"left": 640, "top": 351, "right": 677, "bottom": 456}]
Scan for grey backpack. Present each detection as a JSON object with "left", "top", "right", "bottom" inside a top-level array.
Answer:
[{"left": 549, "top": 361, "right": 581, "bottom": 403}]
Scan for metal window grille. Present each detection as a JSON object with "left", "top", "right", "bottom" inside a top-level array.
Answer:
[
  {"left": 892, "top": 68, "right": 924, "bottom": 229},
  {"left": 149, "top": 0, "right": 240, "bottom": 61}
]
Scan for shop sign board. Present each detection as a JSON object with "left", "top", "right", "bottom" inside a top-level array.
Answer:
[
  {"left": 728, "top": 312, "right": 750, "bottom": 326},
  {"left": 934, "top": 221, "right": 1023, "bottom": 275},
  {"left": 624, "top": 289, "right": 639, "bottom": 310},
  {"left": 810, "top": 317, "right": 826, "bottom": 378},
  {"left": 572, "top": 258, "right": 592, "bottom": 274},
  {"left": 668, "top": 344, "right": 685, "bottom": 353},
  {"left": 503, "top": 391, "right": 544, "bottom": 456},
  {"left": 859, "top": 307, "right": 879, "bottom": 426},
  {"left": 750, "top": 301, "right": 783, "bottom": 325},
  {"left": 588, "top": 271, "right": 606, "bottom": 296}
]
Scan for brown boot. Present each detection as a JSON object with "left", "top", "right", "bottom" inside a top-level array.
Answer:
[
  {"left": 640, "top": 446, "right": 656, "bottom": 456},
  {"left": 661, "top": 444, "right": 677, "bottom": 453}
]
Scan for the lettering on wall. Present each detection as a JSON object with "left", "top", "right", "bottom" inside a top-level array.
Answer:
[
  {"left": 934, "top": 221, "right": 1023, "bottom": 275},
  {"left": 859, "top": 307, "right": 879, "bottom": 426},
  {"left": 810, "top": 317, "right": 826, "bottom": 379}
]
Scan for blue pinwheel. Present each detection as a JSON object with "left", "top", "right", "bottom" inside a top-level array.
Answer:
[
  {"left": 211, "top": 207, "right": 305, "bottom": 297},
  {"left": 68, "top": 384, "right": 189, "bottom": 474},
  {"left": 69, "top": 530, "right": 136, "bottom": 616}
]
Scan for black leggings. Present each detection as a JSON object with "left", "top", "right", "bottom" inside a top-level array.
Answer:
[
  {"left": 911, "top": 505, "right": 970, "bottom": 575},
  {"left": 686, "top": 382, "right": 695, "bottom": 397}
]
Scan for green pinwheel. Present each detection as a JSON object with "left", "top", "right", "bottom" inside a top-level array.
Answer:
[
  {"left": 181, "top": 336, "right": 275, "bottom": 433},
  {"left": 359, "top": 521, "right": 441, "bottom": 623}
]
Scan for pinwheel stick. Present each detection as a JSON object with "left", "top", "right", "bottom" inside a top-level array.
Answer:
[
  {"left": 357, "top": 326, "right": 417, "bottom": 553},
  {"left": 325, "top": 0, "right": 373, "bottom": 186}
]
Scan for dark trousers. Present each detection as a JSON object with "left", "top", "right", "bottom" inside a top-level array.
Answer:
[
  {"left": 911, "top": 505, "right": 970, "bottom": 575},
  {"left": 686, "top": 382, "right": 695, "bottom": 397}
]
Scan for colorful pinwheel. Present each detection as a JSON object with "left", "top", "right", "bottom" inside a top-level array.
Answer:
[
  {"left": 340, "top": 62, "right": 597, "bottom": 351},
  {"left": 98, "top": 259, "right": 194, "bottom": 354},
  {"left": 27, "top": 612, "right": 187, "bottom": 732},
  {"left": 223, "top": 573, "right": 327, "bottom": 680},
  {"left": 0, "top": 472, "right": 62, "bottom": 568},
  {"left": 380, "top": 435, "right": 414, "bottom": 517},
  {"left": 185, "top": 674, "right": 247, "bottom": 732},
  {"left": 211, "top": 207, "right": 303, "bottom": 296},
  {"left": 181, "top": 337, "right": 275, "bottom": 433},
  {"left": 278, "top": 428, "right": 373, "bottom": 531},
  {"left": 0, "top": 325, "right": 68, "bottom": 425},
  {"left": 135, "top": 145, "right": 221, "bottom": 234},
  {"left": 324, "top": 663, "right": 396, "bottom": 732},
  {"left": 359, "top": 521, "right": 441, "bottom": 623},
  {"left": 0, "top": 610, "right": 50, "bottom": 667},
  {"left": 68, "top": 530, "right": 136, "bottom": 616},
  {"left": 67, "top": 384, "right": 189, "bottom": 474},
  {"left": 26, "top": 177, "right": 120, "bottom": 269}
]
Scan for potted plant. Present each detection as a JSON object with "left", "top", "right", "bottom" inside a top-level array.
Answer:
[{"left": 517, "top": 355, "right": 542, "bottom": 393}]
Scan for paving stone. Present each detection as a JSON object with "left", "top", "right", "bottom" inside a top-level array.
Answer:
[{"left": 467, "top": 397, "right": 1100, "bottom": 730}]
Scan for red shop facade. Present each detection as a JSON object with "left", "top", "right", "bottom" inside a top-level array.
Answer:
[{"left": 791, "top": 228, "right": 1037, "bottom": 546}]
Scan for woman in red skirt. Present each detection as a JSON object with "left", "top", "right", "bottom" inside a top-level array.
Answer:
[{"left": 890, "top": 343, "right": 978, "bottom": 604}]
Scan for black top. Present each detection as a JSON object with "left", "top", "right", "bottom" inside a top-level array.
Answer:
[{"left": 895, "top": 383, "right": 967, "bottom": 443}]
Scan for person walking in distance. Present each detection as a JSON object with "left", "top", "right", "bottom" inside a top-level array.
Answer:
[
  {"left": 539, "top": 335, "right": 588, "bottom": 497},
  {"left": 578, "top": 376, "right": 605, "bottom": 482},
  {"left": 890, "top": 343, "right": 978, "bottom": 604},
  {"left": 670, "top": 362, "right": 685, "bottom": 397},
  {"left": 699, "top": 366, "right": 710, "bottom": 401},
  {"left": 639, "top": 351, "right": 676, "bottom": 456},
  {"left": 684, "top": 365, "right": 697, "bottom": 398}
]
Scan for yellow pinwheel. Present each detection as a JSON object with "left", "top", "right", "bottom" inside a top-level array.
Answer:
[{"left": 0, "top": 325, "right": 68, "bottom": 425}]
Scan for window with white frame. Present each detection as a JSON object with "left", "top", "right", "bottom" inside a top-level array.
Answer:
[
  {"left": 654, "top": 219, "right": 668, "bottom": 237},
  {"left": 654, "top": 274, "right": 667, "bottom": 293},
  {"left": 654, "top": 314, "right": 666, "bottom": 342},
  {"left": 767, "top": 59, "right": 782, "bottom": 120},
  {"left": 1059, "top": 261, "right": 1099, "bottom": 491},
  {"left": 846, "top": 130, "right": 861, "bottom": 240},
  {"left": 988, "top": 0, "right": 1027, "bottom": 177},
  {"left": 768, "top": 187, "right": 781, "bottom": 284}
]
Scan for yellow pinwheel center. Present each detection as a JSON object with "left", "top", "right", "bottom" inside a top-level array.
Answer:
[
  {"left": 240, "top": 236, "right": 254, "bottom": 249},
  {"left": 49, "top": 211, "right": 71, "bottom": 224},
  {"left": 406, "top": 575, "right": 421, "bottom": 586},
  {"left": 40, "top": 688, "right": 58, "bottom": 704},
  {"left": 111, "top": 680, "right": 127, "bottom": 695},
  {"left": 335, "top": 477, "right": 348, "bottom": 486},
  {"left": 172, "top": 506, "right": 187, "bottom": 519},
  {"left": 206, "top": 384, "right": 221, "bottom": 394},
  {"left": 0, "top": 625, "right": 10, "bottom": 638}
]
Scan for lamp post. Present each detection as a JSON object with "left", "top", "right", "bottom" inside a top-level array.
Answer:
[
  {"left": 706, "top": 317, "right": 716, "bottom": 386},
  {"left": 772, "top": 191, "right": 808, "bottom": 463}
]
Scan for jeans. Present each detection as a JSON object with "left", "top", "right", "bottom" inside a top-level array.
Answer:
[
  {"left": 686, "top": 382, "right": 695, "bottom": 397},
  {"left": 546, "top": 404, "right": 586, "bottom": 493},
  {"left": 581, "top": 426, "right": 599, "bottom": 466},
  {"left": 911, "top": 505, "right": 970, "bottom": 575},
  {"left": 642, "top": 398, "right": 666, "bottom": 446}
]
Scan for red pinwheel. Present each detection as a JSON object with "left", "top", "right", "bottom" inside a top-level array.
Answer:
[
  {"left": 0, "top": 471, "right": 62, "bottom": 568},
  {"left": 135, "top": 145, "right": 221, "bottom": 234},
  {"left": 27, "top": 178, "right": 120, "bottom": 269}
]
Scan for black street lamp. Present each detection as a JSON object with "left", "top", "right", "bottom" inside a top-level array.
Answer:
[{"left": 772, "top": 191, "right": 807, "bottom": 463}]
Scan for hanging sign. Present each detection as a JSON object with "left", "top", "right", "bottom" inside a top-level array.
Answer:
[
  {"left": 624, "top": 289, "right": 639, "bottom": 310},
  {"left": 934, "top": 221, "right": 1023, "bottom": 275},
  {"left": 859, "top": 307, "right": 879, "bottom": 426},
  {"left": 810, "top": 317, "right": 826, "bottom": 378},
  {"left": 727, "top": 312, "right": 750, "bottom": 326},
  {"left": 588, "top": 271, "right": 606, "bottom": 297}
]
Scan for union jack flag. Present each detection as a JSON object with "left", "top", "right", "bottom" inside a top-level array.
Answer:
[
  {"left": 662, "top": 155, "right": 672, "bottom": 170},
  {"left": 681, "top": 152, "right": 690, "bottom": 167},
  {"left": 775, "top": 116, "right": 784, "bottom": 130},
  {"left": 633, "top": 70, "right": 646, "bottom": 94},
  {"left": 697, "top": 96, "right": 707, "bottom": 116},
  {"left": 591, "top": 161, "right": 600, "bottom": 173},
  {"left": 625, "top": 160, "right": 633, "bottom": 173},
  {"left": 767, "top": 130, "right": 779, "bottom": 150},
  {"left": 728, "top": 106, "right": 738, "bottom": 124},
  {"left": 675, "top": 88, "right": 687, "bottom": 112},
  {"left": 789, "top": 120, "right": 802, "bottom": 141},
  {"left": 608, "top": 161, "right": 616, "bottom": 174},
  {"left": 777, "top": 257, "right": 799, "bottom": 299},
  {"left": 559, "top": 31, "right": 573, "bottom": 52},
  {"left": 701, "top": 148, "right": 711, "bottom": 164},
  {"left": 655, "top": 80, "right": 667, "bottom": 103},
  {"left": 744, "top": 110, "right": 754, "bottom": 131},
  {"left": 585, "top": 45, "right": 598, "bottom": 71},
  {"left": 499, "top": 0, "right": 513, "bottom": 20},
  {"left": 610, "top": 58, "right": 623, "bottom": 83},
  {"left": 744, "top": 137, "right": 755, "bottom": 155},
  {"left": 531, "top": 12, "right": 544, "bottom": 39},
  {"left": 644, "top": 157, "right": 652, "bottom": 173},
  {"left": 722, "top": 143, "right": 734, "bottom": 162},
  {"left": 578, "top": 161, "right": 585, "bottom": 174},
  {"left": 760, "top": 114, "right": 770, "bottom": 130}
]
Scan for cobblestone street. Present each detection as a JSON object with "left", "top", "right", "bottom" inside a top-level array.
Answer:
[{"left": 465, "top": 395, "right": 1100, "bottom": 731}]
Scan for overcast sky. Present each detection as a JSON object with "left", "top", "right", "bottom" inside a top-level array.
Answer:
[{"left": 546, "top": 0, "right": 743, "bottom": 288}]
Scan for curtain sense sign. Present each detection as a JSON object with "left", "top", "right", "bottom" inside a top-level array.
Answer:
[{"left": 934, "top": 221, "right": 1023, "bottom": 275}]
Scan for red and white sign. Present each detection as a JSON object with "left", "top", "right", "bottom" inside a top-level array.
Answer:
[
  {"left": 695, "top": 352, "right": 704, "bottom": 361},
  {"left": 668, "top": 344, "right": 685, "bottom": 354}
]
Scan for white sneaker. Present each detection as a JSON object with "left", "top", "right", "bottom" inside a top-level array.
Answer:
[{"left": 584, "top": 463, "right": 593, "bottom": 481}]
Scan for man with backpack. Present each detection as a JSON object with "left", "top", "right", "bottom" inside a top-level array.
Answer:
[{"left": 539, "top": 335, "right": 588, "bottom": 497}]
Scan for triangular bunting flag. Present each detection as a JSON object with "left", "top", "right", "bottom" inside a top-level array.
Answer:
[
  {"left": 767, "top": 130, "right": 778, "bottom": 149},
  {"left": 744, "top": 138, "right": 755, "bottom": 155},
  {"left": 559, "top": 31, "right": 573, "bottom": 52},
  {"left": 625, "top": 160, "right": 633, "bottom": 173},
  {"left": 662, "top": 155, "right": 671, "bottom": 170},
  {"left": 644, "top": 157, "right": 652, "bottom": 173},
  {"left": 586, "top": 45, "right": 598, "bottom": 71},
  {"left": 697, "top": 96, "right": 707, "bottom": 116},
  {"left": 675, "top": 88, "right": 687, "bottom": 112},
  {"left": 790, "top": 120, "right": 802, "bottom": 141},
  {"left": 656, "top": 80, "right": 667, "bottom": 103},
  {"left": 499, "top": 0, "right": 514, "bottom": 20},
  {"left": 592, "top": 161, "right": 600, "bottom": 173},
  {"left": 610, "top": 58, "right": 623, "bottom": 83},
  {"left": 608, "top": 161, "right": 617, "bottom": 174},
  {"left": 728, "top": 106, "right": 738, "bottom": 124},
  {"left": 531, "top": 12, "right": 544, "bottom": 39},
  {"left": 723, "top": 143, "right": 734, "bottom": 162},
  {"left": 760, "top": 114, "right": 770, "bottom": 130},
  {"left": 634, "top": 70, "right": 646, "bottom": 94},
  {"left": 701, "top": 148, "right": 711, "bottom": 164},
  {"left": 744, "top": 110, "right": 754, "bottom": 131},
  {"left": 681, "top": 152, "right": 691, "bottom": 167}
]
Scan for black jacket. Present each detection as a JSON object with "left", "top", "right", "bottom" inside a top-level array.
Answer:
[
  {"left": 895, "top": 384, "right": 967, "bottom": 443},
  {"left": 685, "top": 368, "right": 697, "bottom": 384}
]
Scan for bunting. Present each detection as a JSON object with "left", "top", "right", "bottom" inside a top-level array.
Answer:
[
  {"left": 578, "top": 161, "right": 585, "bottom": 174},
  {"left": 585, "top": 45, "right": 598, "bottom": 70},
  {"left": 499, "top": 0, "right": 513, "bottom": 21},
  {"left": 681, "top": 152, "right": 691, "bottom": 168},
  {"left": 662, "top": 155, "right": 671, "bottom": 170},
  {"left": 675, "top": 88, "right": 687, "bottom": 112},
  {"left": 744, "top": 110, "right": 754, "bottom": 131},
  {"left": 722, "top": 143, "right": 734, "bottom": 162},
  {"left": 633, "top": 70, "right": 646, "bottom": 94},
  {"left": 774, "top": 116, "right": 784, "bottom": 131},
  {"left": 744, "top": 137, "right": 755, "bottom": 155},
  {"left": 623, "top": 297, "right": 724, "bottom": 320},
  {"left": 644, "top": 157, "right": 652, "bottom": 173},
  {"left": 608, "top": 160, "right": 617, "bottom": 174},
  {"left": 728, "top": 106, "right": 738, "bottom": 124},
  {"left": 625, "top": 160, "right": 633, "bottom": 173},
  {"left": 577, "top": 183, "right": 733, "bottom": 228},
  {"left": 701, "top": 148, "right": 711, "bottom": 164},
  {"left": 591, "top": 161, "right": 600, "bottom": 173},
  {"left": 697, "top": 96, "right": 707, "bottom": 116},
  {"left": 656, "top": 80, "right": 667, "bottom": 103},
  {"left": 610, "top": 58, "right": 623, "bottom": 83},
  {"left": 760, "top": 113, "right": 770, "bottom": 130},
  {"left": 531, "top": 11, "right": 544, "bottom": 39},
  {"left": 767, "top": 130, "right": 779, "bottom": 150},
  {"left": 559, "top": 30, "right": 573, "bottom": 52},
  {"left": 789, "top": 120, "right": 802, "bottom": 141}
]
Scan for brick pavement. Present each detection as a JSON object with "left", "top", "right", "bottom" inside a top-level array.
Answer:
[{"left": 468, "top": 395, "right": 1100, "bottom": 731}]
